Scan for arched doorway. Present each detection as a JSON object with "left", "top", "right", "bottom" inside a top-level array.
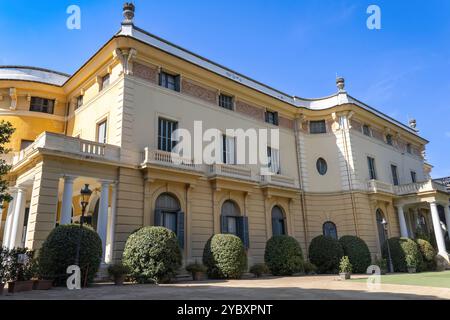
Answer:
[
  {"left": 154, "top": 193, "right": 184, "bottom": 248},
  {"left": 376, "top": 209, "right": 387, "bottom": 249},
  {"left": 271, "top": 206, "right": 286, "bottom": 236},
  {"left": 221, "top": 200, "right": 249, "bottom": 248}
]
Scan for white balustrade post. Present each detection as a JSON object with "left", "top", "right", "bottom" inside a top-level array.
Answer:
[
  {"left": 396, "top": 205, "right": 409, "bottom": 238},
  {"left": 60, "top": 175, "right": 76, "bottom": 225},
  {"left": 443, "top": 203, "right": 450, "bottom": 241},
  {"left": 8, "top": 187, "right": 27, "bottom": 249},
  {"left": 2, "top": 189, "right": 18, "bottom": 248},
  {"left": 105, "top": 183, "right": 117, "bottom": 264},
  {"left": 430, "top": 201, "right": 448, "bottom": 257},
  {"left": 97, "top": 181, "right": 110, "bottom": 263}
]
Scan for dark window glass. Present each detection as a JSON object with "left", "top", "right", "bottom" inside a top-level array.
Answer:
[
  {"left": 159, "top": 72, "right": 180, "bottom": 92},
  {"left": 265, "top": 110, "right": 279, "bottom": 125},
  {"left": 406, "top": 143, "right": 412, "bottom": 154},
  {"left": 154, "top": 193, "right": 184, "bottom": 248},
  {"left": 376, "top": 210, "right": 387, "bottom": 248},
  {"left": 391, "top": 165, "right": 399, "bottom": 186},
  {"left": 316, "top": 158, "right": 328, "bottom": 175},
  {"left": 367, "top": 156, "right": 377, "bottom": 180},
  {"left": 76, "top": 95, "right": 83, "bottom": 110},
  {"left": 29, "top": 97, "right": 55, "bottom": 114},
  {"left": 219, "top": 94, "right": 233, "bottom": 110},
  {"left": 20, "top": 140, "right": 34, "bottom": 151},
  {"left": 271, "top": 206, "right": 285, "bottom": 236},
  {"left": 310, "top": 120, "right": 326, "bottom": 134},
  {"left": 158, "top": 118, "right": 178, "bottom": 152},
  {"left": 386, "top": 134, "right": 393, "bottom": 146},
  {"left": 323, "top": 221, "right": 338, "bottom": 240},
  {"left": 363, "top": 125, "right": 371, "bottom": 136},
  {"left": 100, "top": 74, "right": 110, "bottom": 91},
  {"left": 411, "top": 171, "right": 417, "bottom": 183}
]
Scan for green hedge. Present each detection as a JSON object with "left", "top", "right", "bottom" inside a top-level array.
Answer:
[
  {"left": 415, "top": 239, "right": 436, "bottom": 271},
  {"left": 308, "top": 235, "right": 344, "bottom": 274},
  {"left": 264, "top": 235, "right": 304, "bottom": 276},
  {"left": 38, "top": 224, "right": 102, "bottom": 285},
  {"left": 122, "top": 226, "right": 182, "bottom": 283},
  {"left": 203, "top": 234, "right": 247, "bottom": 279},
  {"left": 339, "top": 236, "right": 371, "bottom": 274},
  {"left": 382, "top": 237, "right": 423, "bottom": 272}
]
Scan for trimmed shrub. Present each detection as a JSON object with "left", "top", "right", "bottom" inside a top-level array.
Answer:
[
  {"left": 122, "top": 226, "right": 182, "bottom": 284},
  {"left": 249, "top": 263, "right": 269, "bottom": 278},
  {"left": 264, "top": 236, "right": 304, "bottom": 276},
  {"left": 339, "top": 235, "right": 371, "bottom": 274},
  {"left": 382, "top": 237, "right": 423, "bottom": 273},
  {"left": 308, "top": 235, "right": 344, "bottom": 274},
  {"left": 415, "top": 239, "right": 437, "bottom": 271},
  {"left": 303, "top": 261, "right": 318, "bottom": 275},
  {"left": 38, "top": 224, "right": 102, "bottom": 285},
  {"left": 203, "top": 234, "right": 247, "bottom": 279}
]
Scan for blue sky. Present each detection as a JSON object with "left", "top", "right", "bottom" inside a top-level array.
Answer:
[{"left": 0, "top": 0, "right": 449, "bottom": 178}]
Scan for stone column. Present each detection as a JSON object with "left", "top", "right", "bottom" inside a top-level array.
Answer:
[
  {"left": 105, "top": 183, "right": 117, "bottom": 264},
  {"left": 443, "top": 203, "right": 450, "bottom": 241},
  {"left": 2, "top": 189, "right": 18, "bottom": 249},
  {"left": 8, "top": 187, "right": 27, "bottom": 249},
  {"left": 430, "top": 201, "right": 447, "bottom": 257},
  {"left": 396, "top": 205, "right": 408, "bottom": 238},
  {"left": 60, "top": 176, "right": 76, "bottom": 225},
  {"left": 97, "top": 181, "right": 110, "bottom": 262}
]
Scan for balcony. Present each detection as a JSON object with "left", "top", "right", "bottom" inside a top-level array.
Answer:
[
  {"left": 141, "top": 148, "right": 203, "bottom": 172},
  {"left": 208, "top": 163, "right": 256, "bottom": 182},
  {"left": 261, "top": 174, "right": 298, "bottom": 188},
  {"left": 367, "top": 179, "right": 449, "bottom": 196},
  {"left": 12, "top": 132, "right": 121, "bottom": 166}
]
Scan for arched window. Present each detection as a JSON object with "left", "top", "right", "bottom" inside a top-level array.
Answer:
[
  {"left": 323, "top": 221, "right": 338, "bottom": 240},
  {"left": 376, "top": 209, "right": 387, "bottom": 249},
  {"left": 271, "top": 206, "right": 286, "bottom": 236},
  {"left": 221, "top": 200, "right": 249, "bottom": 248},
  {"left": 155, "top": 193, "right": 184, "bottom": 248}
]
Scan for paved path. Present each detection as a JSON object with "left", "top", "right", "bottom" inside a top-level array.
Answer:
[{"left": 1, "top": 275, "right": 449, "bottom": 300}]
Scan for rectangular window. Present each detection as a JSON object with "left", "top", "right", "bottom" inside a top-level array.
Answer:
[
  {"left": 310, "top": 120, "right": 326, "bottom": 134},
  {"left": 76, "top": 95, "right": 83, "bottom": 110},
  {"left": 363, "top": 125, "right": 371, "bottom": 136},
  {"left": 411, "top": 171, "right": 417, "bottom": 183},
  {"left": 219, "top": 94, "right": 233, "bottom": 110},
  {"left": 367, "top": 156, "right": 377, "bottom": 180},
  {"left": 20, "top": 140, "right": 34, "bottom": 151},
  {"left": 386, "top": 134, "right": 393, "bottom": 146},
  {"left": 100, "top": 74, "right": 110, "bottom": 91},
  {"left": 222, "top": 135, "right": 236, "bottom": 165},
  {"left": 391, "top": 165, "right": 399, "bottom": 186},
  {"left": 158, "top": 118, "right": 178, "bottom": 152},
  {"left": 267, "top": 147, "right": 281, "bottom": 174},
  {"left": 159, "top": 72, "right": 180, "bottom": 92},
  {"left": 96, "top": 120, "right": 107, "bottom": 144},
  {"left": 29, "top": 97, "right": 55, "bottom": 114},
  {"left": 265, "top": 110, "right": 279, "bottom": 126},
  {"left": 406, "top": 143, "right": 412, "bottom": 154}
]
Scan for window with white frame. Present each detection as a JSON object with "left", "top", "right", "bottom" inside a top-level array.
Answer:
[
  {"left": 265, "top": 110, "right": 279, "bottom": 126},
  {"left": 99, "top": 74, "right": 110, "bottom": 91},
  {"left": 158, "top": 118, "right": 178, "bottom": 152},
  {"left": 391, "top": 164, "right": 399, "bottom": 186},
  {"left": 362, "top": 124, "right": 371, "bottom": 136},
  {"left": 76, "top": 95, "right": 83, "bottom": 110},
  {"left": 309, "top": 120, "right": 326, "bottom": 134},
  {"left": 219, "top": 94, "right": 233, "bottom": 110},
  {"left": 222, "top": 135, "right": 236, "bottom": 164},
  {"left": 30, "top": 97, "right": 55, "bottom": 114},
  {"left": 367, "top": 156, "right": 377, "bottom": 180},
  {"left": 267, "top": 147, "right": 280, "bottom": 174},
  {"left": 159, "top": 71, "right": 180, "bottom": 92},
  {"left": 96, "top": 120, "right": 107, "bottom": 144}
]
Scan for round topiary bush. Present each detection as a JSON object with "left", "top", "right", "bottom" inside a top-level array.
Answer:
[
  {"left": 339, "top": 235, "right": 372, "bottom": 274},
  {"left": 203, "top": 234, "right": 247, "bottom": 279},
  {"left": 122, "top": 226, "right": 182, "bottom": 283},
  {"left": 415, "top": 239, "right": 437, "bottom": 271},
  {"left": 264, "top": 235, "right": 304, "bottom": 276},
  {"left": 38, "top": 224, "right": 102, "bottom": 285},
  {"left": 382, "top": 237, "right": 423, "bottom": 272},
  {"left": 308, "top": 235, "right": 344, "bottom": 274}
]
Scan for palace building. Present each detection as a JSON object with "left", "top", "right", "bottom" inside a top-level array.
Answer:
[{"left": 1, "top": 3, "right": 449, "bottom": 267}]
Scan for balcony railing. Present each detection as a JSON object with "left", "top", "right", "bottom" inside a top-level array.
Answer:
[
  {"left": 208, "top": 163, "right": 255, "bottom": 181},
  {"left": 12, "top": 132, "right": 121, "bottom": 166},
  {"left": 261, "top": 174, "right": 298, "bottom": 188},
  {"left": 141, "top": 148, "right": 203, "bottom": 172},
  {"left": 367, "top": 179, "right": 449, "bottom": 196}
]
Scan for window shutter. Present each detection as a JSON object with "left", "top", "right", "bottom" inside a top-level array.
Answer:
[
  {"left": 175, "top": 75, "right": 181, "bottom": 92},
  {"left": 274, "top": 112, "right": 279, "bottom": 126},
  {"left": 221, "top": 215, "right": 228, "bottom": 233},
  {"left": 177, "top": 211, "right": 185, "bottom": 249},
  {"left": 237, "top": 216, "right": 250, "bottom": 249},
  {"left": 154, "top": 209, "right": 164, "bottom": 227},
  {"left": 265, "top": 112, "right": 269, "bottom": 123},
  {"left": 158, "top": 72, "right": 163, "bottom": 86}
]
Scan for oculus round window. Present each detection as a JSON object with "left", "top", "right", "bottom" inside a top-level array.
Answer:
[{"left": 316, "top": 158, "right": 328, "bottom": 175}]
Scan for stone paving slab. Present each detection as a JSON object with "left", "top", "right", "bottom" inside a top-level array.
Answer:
[{"left": 1, "top": 275, "right": 449, "bottom": 300}]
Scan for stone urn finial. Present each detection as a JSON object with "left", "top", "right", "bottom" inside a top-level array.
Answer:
[
  {"left": 409, "top": 118, "right": 417, "bottom": 129},
  {"left": 122, "top": 2, "right": 135, "bottom": 25},
  {"left": 336, "top": 77, "right": 345, "bottom": 92}
]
